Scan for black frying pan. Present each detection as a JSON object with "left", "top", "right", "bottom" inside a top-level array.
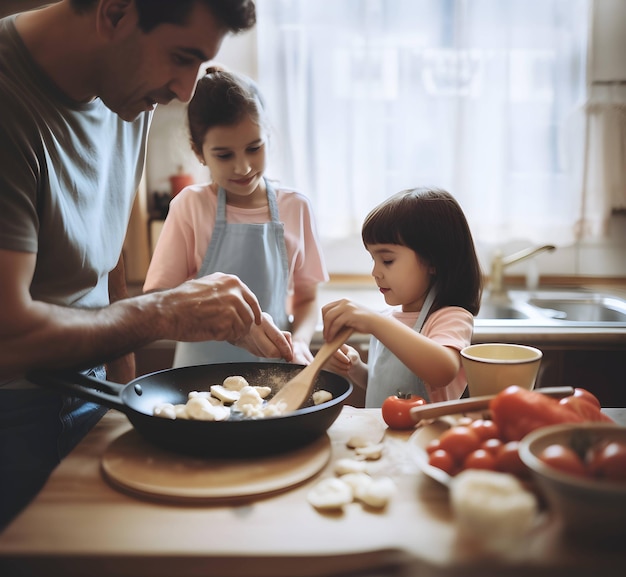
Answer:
[{"left": 27, "top": 363, "right": 352, "bottom": 458}]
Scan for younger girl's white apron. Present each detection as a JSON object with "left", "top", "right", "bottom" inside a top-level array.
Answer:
[
  {"left": 173, "top": 180, "right": 289, "bottom": 367},
  {"left": 365, "top": 288, "right": 437, "bottom": 407}
]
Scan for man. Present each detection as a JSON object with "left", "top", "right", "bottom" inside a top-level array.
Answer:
[{"left": 0, "top": 0, "right": 293, "bottom": 528}]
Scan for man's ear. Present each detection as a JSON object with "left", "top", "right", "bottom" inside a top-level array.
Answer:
[{"left": 95, "top": 0, "right": 134, "bottom": 38}]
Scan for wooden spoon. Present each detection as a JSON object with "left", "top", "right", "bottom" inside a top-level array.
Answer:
[
  {"left": 409, "top": 386, "right": 574, "bottom": 423},
  {"left": 268, "top": 327, "right": 354, "bottom": 413}
]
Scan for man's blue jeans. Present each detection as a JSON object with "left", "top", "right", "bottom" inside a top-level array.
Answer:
[{"left": 0, "top": 367, "right": 108, "bottom": 530}]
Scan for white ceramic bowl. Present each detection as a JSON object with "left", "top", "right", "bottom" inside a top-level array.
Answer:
[
  {"left": 460, "top": 343, "right": 542, "bottom": 397},
  {"left": 518, "top": 422, "right": 626, "bottom": 543}
]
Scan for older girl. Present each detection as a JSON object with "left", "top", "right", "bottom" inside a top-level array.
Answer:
[{"left": 145, "top": 67, "right": 328, "bottom": 366}]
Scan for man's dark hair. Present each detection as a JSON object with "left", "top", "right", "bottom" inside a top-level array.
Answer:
[{"left": 70, "top": 0, "right": 256, "bottom": 33}]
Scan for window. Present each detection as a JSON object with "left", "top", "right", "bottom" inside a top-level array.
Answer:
[{"left": 257, "top": 0, "right": 590, "bottom": 260}]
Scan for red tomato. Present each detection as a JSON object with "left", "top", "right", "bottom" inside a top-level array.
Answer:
[
  {"left": 469, "top": 418, "right": 500, "bottom": 441},
  {"left": 490, "top": 386, "right": 585, "bottom": 441},
  {"left": 495, "top": 441, "right": 530, "bottom": 478},
  {"left": 438, "top": 426, "right": 481, "bottom": 462},
  {"left": 558, "top": 396, "right": 614, "bottom": 423},
  {"left": 572, "top": 388, "right": 602, "bottom": 410},
  {"left": 463, "top": 449, "right": 497, "bottom": 471},
  {"left": 588, "top": 441, "right": 626, "bottom": 482},
  {"left": 480, "top": 437, "right": 504, "bottom": 456},
  {"left": 428, "top": 449, "right": 457, "bottom": 476},
  {"left": 381, "top": 393, "right": 427, "bottom": 430},
  {"left": 538, "top": 444, "right": 587, "bottom": 477}
]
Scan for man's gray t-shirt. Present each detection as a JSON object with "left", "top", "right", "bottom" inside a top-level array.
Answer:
[{"left": 0, "top": 14, "right": 151, "bottom": 310}]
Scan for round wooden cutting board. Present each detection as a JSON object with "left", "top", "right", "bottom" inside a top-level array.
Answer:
[{"left": 101, "top": 429, "right": 331, "bottom": 503}]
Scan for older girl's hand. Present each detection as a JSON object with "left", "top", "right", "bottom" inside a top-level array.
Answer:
[
  {"left": 231, "top": 312, "right": 294, "bottom": 361},
  {"left": 291, "top": 340, "right": 315, "bottom": 365}
]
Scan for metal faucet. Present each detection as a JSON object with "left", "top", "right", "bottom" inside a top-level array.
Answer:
[{"left": 489, "top": 244, "right": 556, "bottom": 294}]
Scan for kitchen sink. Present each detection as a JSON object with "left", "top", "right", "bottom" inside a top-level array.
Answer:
[
  {"left": 477, "top": 303, "right": 530, "bottom": 320},
  {"left": 476, "top": 289, "right": 626, "bottom": 327},
  {"left": 529, "top": 296, "right": 626, "bottom": 323}
]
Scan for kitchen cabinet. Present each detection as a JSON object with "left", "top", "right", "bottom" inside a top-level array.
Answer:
[
  {"left": 535, "top": 345, "right": 626, "bottom": 407},
  {"left": 135, "top": 339, "right": 175, "bottom": 377}
]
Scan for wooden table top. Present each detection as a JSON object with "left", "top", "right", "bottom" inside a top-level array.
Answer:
[{"left": 0, "top": 406, "right": 625, "bottom": 577}]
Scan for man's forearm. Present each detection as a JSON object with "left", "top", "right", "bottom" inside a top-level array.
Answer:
[{"left": 0, "top": 294, "right": 162, "bottom": 379}]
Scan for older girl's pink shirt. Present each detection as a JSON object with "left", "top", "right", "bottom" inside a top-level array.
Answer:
[
  {"left": 143, "top": 182, "right": 329, "bottom": 303},
  {"left": 390, "top": 306, "right": 474, "bottom": 402}
]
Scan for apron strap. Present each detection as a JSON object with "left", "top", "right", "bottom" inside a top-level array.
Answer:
[
  {"left": 216, "top": 186, "right": 228, "bottom": 223},
  {"left": 265, "top": 179, "right": 281, "bottom": 222},
  {"left": 413, "top": 286, "right": 437, "bottom": 332}
]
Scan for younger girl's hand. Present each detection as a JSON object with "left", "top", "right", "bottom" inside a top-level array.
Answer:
[
  {"left": 321, "top": 298, "right": 378, "bottom": 341},
  {"left": 322, "top": 344, "right": 360, "bottom": 377}
]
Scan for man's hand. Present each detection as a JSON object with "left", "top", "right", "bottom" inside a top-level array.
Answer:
[
  {"left": 158, "top": 272, "right": 263, "bottom": 343},
  {"left": 231, "top": 312, "right": 294, "bottom": 361}
]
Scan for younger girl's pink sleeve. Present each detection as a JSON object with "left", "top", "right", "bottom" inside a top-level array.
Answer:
[{"left": 422, "top": 307, "right": 474, "bottom": 402}]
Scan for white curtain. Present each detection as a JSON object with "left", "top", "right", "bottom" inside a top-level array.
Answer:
[{"left": 257, "top": 0, "right": 590, "bottom": 246}]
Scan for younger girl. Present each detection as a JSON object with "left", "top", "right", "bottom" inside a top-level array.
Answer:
[
  {"left": 144, "top": 67, "right": 328, "bottom": 366},
  {"left": 322, "top": 187, "right": 482, "bottom": 407}
]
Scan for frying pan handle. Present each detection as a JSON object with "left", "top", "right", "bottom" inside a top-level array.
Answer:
[{"left": 26, "top": 369, "right": 128, "bottom": 411}]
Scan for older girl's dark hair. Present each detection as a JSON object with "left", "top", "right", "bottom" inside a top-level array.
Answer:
[
  {"left": 70, "top": 0, "right": 256, "bottom": 33},
  {"left": 187, "top": 66, "right": 266, "bottom": 157},
  {"left": 362, "top": 187, "right": 483, "bottom": 316}
]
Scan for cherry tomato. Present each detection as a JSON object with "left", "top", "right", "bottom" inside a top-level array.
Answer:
[
  {"left": 495, "top": 441, "right": 530, "bottom": 478},
  {"left": 437, "top": 426, "right": 481, "bottom": 462},
  {"left": 381, "top": 392, "right": 427, "bottom": 430},
  {"left": 428, "top": 449, "right": 457, "bottom": 476},
  {"left": 480, "top": 437, "right": 504, "bottom": 456},
  {"left": 469, "top": 418, "right": 500, "bottom": 441},
  {"left": 463, "top": 449, "right": 497, "bottom": 471},
  {"left": 538, "top": 444, "right": 587, "bottom": 477},
  {"left": 588, "top": 440, "right": 626, "bottom": 482}
]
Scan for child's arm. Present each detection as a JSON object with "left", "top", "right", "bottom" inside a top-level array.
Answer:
[
  {"left": 323, "top": 299, "right": 461, "bottom": 390},
  {"left": 368, "top": 315, "right": 461, "bottom": 388}
]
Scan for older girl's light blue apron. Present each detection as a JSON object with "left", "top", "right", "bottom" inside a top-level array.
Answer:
[
  {"left": 173, "top": 180, "right": 289, "bottom": 367},
  {"left": 365, "top": 287, "right": 437, "bottom": 407}
]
